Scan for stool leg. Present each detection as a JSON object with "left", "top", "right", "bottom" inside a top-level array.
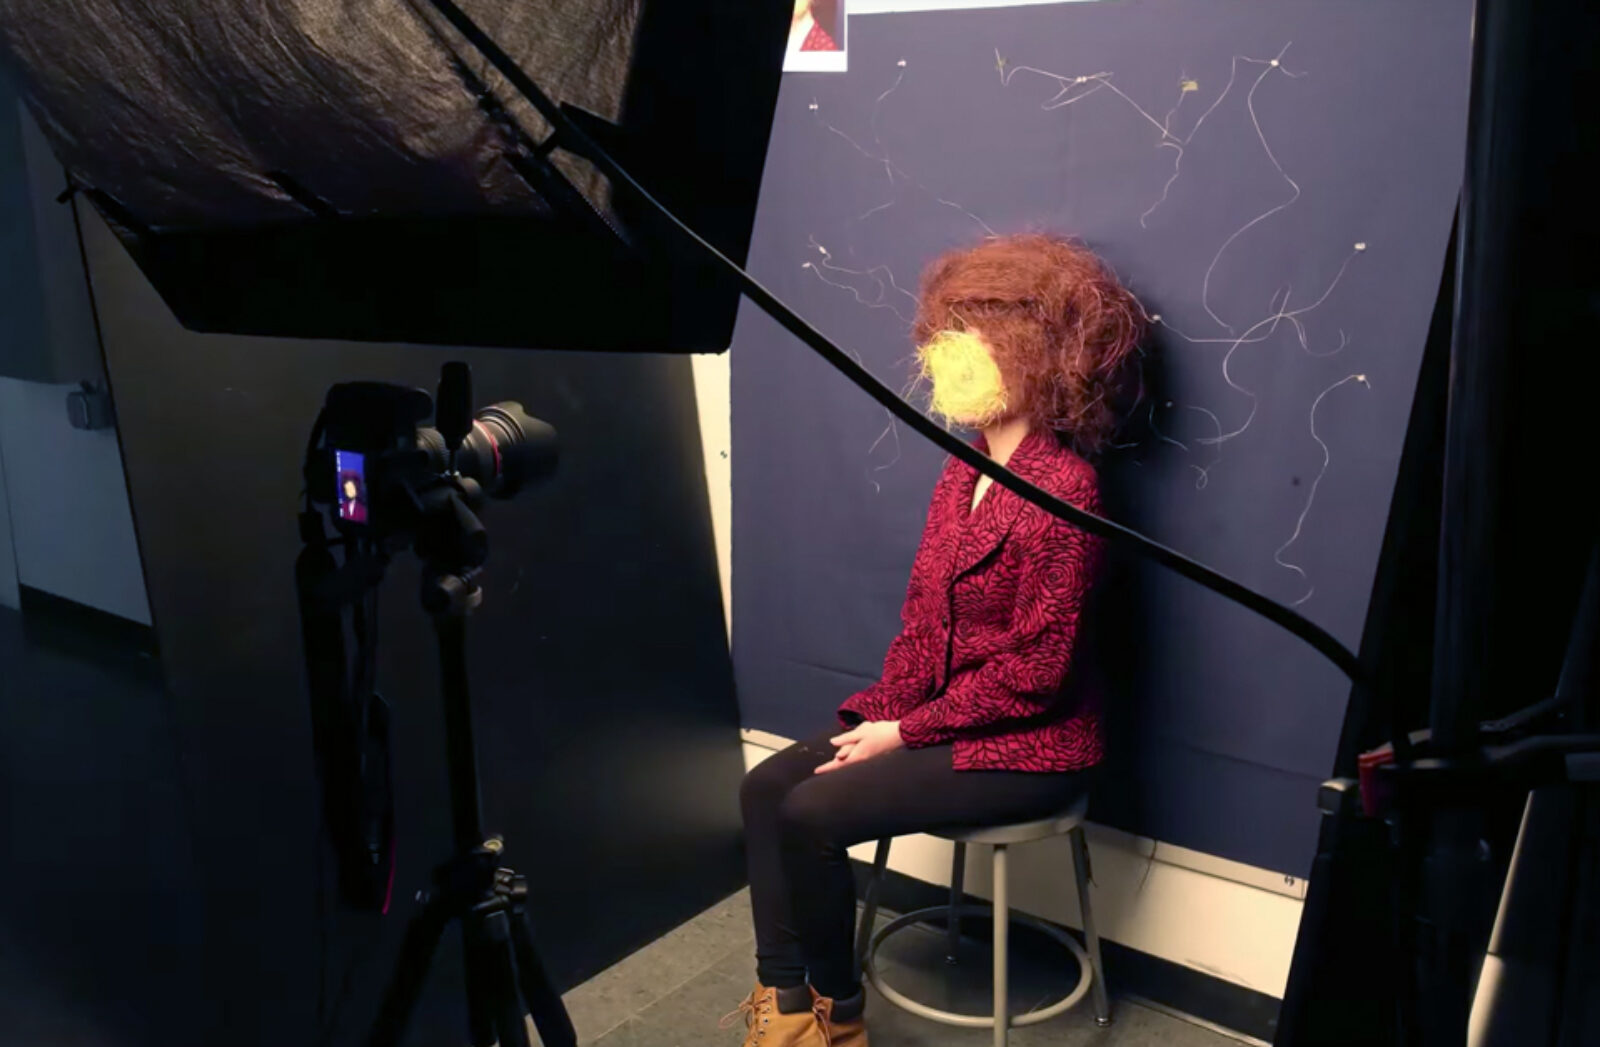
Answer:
[
  {"left": 992, "top": 843, "right": 1008, "bottom": 1047},
  {"left": 1069, "top": 826, "right": 1112, "bottom": 1026},
  {"left": 946, "top": 841, "right": 967, "bottom": 965},
  {"left": 856, "top": 838, "right": 892, "bottom": 969}
]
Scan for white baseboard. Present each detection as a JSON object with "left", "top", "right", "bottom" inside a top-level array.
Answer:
[{"left": 740, "top": 730, "right": 1304, "bottom": 999}]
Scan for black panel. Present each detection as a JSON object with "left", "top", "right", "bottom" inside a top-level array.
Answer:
[
  {"left": 80, "top": 205, "right": 745, "bottom": 1045},
  {"left": 14, "top": 584, "right": 158, "bottom": 668},
  {"left": 1431, "top": 0, "right": 1600, "bottom": 746}
]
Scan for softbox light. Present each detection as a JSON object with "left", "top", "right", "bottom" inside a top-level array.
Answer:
[{"left": 0, "top": 0, "right": 790, "bottom": 350}]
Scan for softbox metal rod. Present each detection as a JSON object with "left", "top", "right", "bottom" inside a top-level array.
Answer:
[{"left": 418, "top": 0, "right": 1368, "bottom": 689}]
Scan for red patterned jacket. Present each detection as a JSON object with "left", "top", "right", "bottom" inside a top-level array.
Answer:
[{"left": 838, "top": 428, "right": 1106, "bottom": 772}]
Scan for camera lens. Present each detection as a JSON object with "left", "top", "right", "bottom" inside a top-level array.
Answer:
[{"left": 456, "top": 403, "right": 558, "bottom": 499}]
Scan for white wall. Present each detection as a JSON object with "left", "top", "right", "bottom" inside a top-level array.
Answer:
[
  {"left": 0, "top": 97, "right": 151, "bottom": 624},
  {"left": 690, "top": 352, "right": 733, "bottom": 640},
  {"left": 0, "top": 377, "right": 150, "bottom": 624}
]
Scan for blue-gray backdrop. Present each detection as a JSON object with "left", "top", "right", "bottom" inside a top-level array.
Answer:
[{"left": 731, "top": 0, "right": 1469, "bottom": 876}]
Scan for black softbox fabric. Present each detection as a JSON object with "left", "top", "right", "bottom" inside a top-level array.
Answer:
[{"left": 0, "top": 0, "right": 789, "bottom": 349}]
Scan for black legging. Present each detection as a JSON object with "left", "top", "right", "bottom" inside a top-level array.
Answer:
[{"left": 740, "top": 730, "right": 1096, "bottom": 1000}]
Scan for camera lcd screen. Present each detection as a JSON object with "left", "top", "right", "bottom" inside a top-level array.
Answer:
[{"left": 335, "top": 449, "right": 369, "bottom": 525}]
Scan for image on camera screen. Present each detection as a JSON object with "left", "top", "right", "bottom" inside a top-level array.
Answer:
[{"left": 335, "top": 449, "right": 369, "bottom": 525}]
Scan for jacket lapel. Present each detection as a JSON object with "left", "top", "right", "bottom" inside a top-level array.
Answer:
[{"left": 949, "top": 429, "right": 1052, "bottom": 579}]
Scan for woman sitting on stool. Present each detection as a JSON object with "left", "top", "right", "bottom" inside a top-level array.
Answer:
[{"left": 732, "top": 233, "right": 1146, "bottom": 1047}]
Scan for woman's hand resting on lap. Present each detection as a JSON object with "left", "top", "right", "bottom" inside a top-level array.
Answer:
[{"left": 814, "top": 720, "right": 904, "bottom": 774}]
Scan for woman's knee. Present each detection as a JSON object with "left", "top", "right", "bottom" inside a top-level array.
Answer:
[
  {"left": 775, "top": 778, "right": 843, "bottom": 844},
  {"left": 740, "top": 751, "right": 805, "bottom": 820}
]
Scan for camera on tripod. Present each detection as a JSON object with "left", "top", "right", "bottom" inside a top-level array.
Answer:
[
  {"left": 296, "top": 363, "right": 576, "bottom": 1047},
  {"left": 296, "top": 361, "right": 558, "bottom": 905},
  {"left": 303, "top": 363, "right": 557, "bottom": 582}
]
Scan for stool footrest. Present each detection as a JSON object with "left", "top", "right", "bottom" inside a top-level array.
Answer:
[{"left": 862, "top": 905, "right": 1093, "bottom": 1029}]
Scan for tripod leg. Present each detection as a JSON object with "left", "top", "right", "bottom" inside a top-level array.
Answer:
[
  {"left": 472, "top": 908, "right": 535, "bottom": 1047},
  {"left": 462, "top": 930, "right": 497, "bottom": 1047},
  {"left": 367, "top": 891, "right": 454, "bottom": 1047},
  {"left": 510, "top": 893, "right": 577, "bottom": 1047}
]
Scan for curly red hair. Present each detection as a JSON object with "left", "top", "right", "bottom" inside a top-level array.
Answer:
[{"left": 913, "top": 234, "right": 1146, "bottom": 457}]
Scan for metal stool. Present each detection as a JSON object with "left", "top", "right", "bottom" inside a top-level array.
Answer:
[{"left": 854, "top": 795, "right": 1109, "bottom": 1047}]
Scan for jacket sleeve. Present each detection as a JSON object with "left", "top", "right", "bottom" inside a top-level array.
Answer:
[
  {"left": 840, "top": 466, "right": 953, "bottom": 723},
  {"left": 897, "top": 472, "right": 1103, "bottom": 747}
]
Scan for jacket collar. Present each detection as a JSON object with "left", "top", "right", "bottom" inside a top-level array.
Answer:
[{"left": 948, "top": 427, "right": 1061, "bottom": 577}]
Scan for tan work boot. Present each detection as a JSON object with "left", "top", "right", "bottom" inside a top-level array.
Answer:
[
  {"left": 811, "top": 989, "right": 868, "bottom": 1047},
  {"left": 721, "top": 983, "right": 828, "bottom": 1047}
]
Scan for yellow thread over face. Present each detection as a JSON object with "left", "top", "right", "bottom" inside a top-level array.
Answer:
[{"left": 917, "top": 329, "right": 1008, "bottom": 428}]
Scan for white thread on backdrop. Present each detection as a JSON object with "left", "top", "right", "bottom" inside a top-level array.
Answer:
[
  {"left": 1274, "top": 374, "right": 1371, "bottom": 605},
  {"left": 802, "top": 61, "right": 1006, "bottom": 489},
  {"left": 795, "top": 40, "right": 1372, "bottom": 600}
]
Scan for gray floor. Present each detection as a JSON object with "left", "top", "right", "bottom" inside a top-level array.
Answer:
[{"left": 559, "top": 889, "right": 1245, "bottom": 1047}]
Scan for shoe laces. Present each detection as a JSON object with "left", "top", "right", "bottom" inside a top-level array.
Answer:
[
  {"left": 811, "top": 997, "right": 834, "bottom": 1040},
  {"left": 720, "top": 990, "right": 775, "bottom": 1040}
]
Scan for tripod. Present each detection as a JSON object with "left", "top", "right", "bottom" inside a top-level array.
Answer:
[{"left": 365, "top": 570, "right": 577, "bottom": 1047}]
